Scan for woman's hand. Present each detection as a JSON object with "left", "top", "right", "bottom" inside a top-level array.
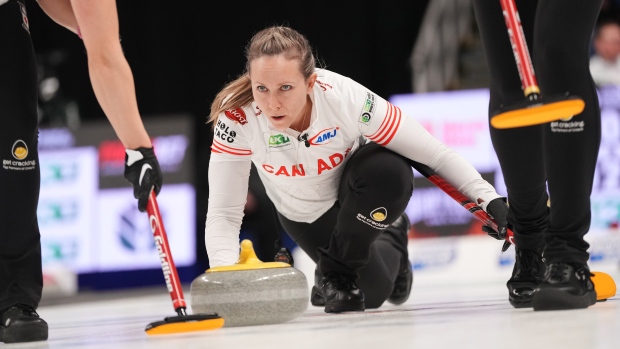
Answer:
[{"left": 483, "top": 197, "right": 509, "bottom": 240}]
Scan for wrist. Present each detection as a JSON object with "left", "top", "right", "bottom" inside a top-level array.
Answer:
[{"left": 125, "top": 147, "right": 155, "bottom": 166}]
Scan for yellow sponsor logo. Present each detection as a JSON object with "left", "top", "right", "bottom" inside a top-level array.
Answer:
[
  {"left": 370, "top": 207, "right": 387, "bottom": 222},
  {"left": 12, "top": 140, "right": 28, "bottom": 160}
]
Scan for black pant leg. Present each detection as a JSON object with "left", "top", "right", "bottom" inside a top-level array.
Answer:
[
  {"left": 277, "top": 143, "right": 413, "bottom": 308},
  {"left": 278, "top": 203, "right": 403, "bottom": 309},
  {"left": 277, "top": 143, "right": 413, "bottom": 307},
  {"left": 472, "top": 0, "right": 551, "bottom": 251},
  {"left": 473, "top": 0, "right": 603, "bottom": 262},
  {"left": 318, "top": 143, "right": 413, "bottom": 275},
  {"left": 534, "top": 0, "right": 603, "bottom": 264},
  {"left": 0, "top": 0, "right": 43, "bottom": 311}
]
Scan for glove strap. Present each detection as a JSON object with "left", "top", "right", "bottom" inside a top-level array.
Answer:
[
  {"left": 125, "top": 148, "right": 145, "bottom": 166},
  {"left": 125, "top": 147, "right": 155, "bottom": 166}
]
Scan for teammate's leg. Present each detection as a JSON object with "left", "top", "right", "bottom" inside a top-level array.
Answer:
[
  {"left": 531, "top": 0, "right": 602, "bottom": 310},
  {"left": 0, "top": 0, "right": 48, "bottom": 343},
  {"left": 472, "top": 0, "right": 547, "bottom": 308}
]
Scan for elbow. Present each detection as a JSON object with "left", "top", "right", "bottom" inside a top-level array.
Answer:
[{"left": 85, "top": 42, "right": 126, "bottom": 69}]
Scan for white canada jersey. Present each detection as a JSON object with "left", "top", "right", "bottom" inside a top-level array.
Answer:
[{"left": 206, "top": 69, "right": 501, "bottom": 266}]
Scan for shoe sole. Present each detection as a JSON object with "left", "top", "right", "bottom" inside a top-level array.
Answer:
[
  {"left": 0, "top": 322, "right": 48, "bottom": 343},
  {"left": 310, "top": 286, "right": 326, "bottom": 306},
  {"left": 532, "top": 288, "right": 597, "bottom": 311},
  {"left": 324, "top": 301, "right": 365, "bottom": 313},
  {"left": 509, "top": 299, "right": 533, "bottom": 308},
  {"left": 508, "top": 288, "right": 536, "bottom": 309},
  {"left": 387, "top": 267, "right": 413, "bottom": 305},
  {"left": 312, "top": 286, "right": 365, "bottom": 312},
  {"left": 507, "top": 279, "right": 539, "bottom": 309}
]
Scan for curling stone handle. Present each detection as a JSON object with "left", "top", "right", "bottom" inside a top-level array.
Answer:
[
  {"left": 146, "top": 190, "right": 187, "bottom": 312},
  {"left": 237, "top": 240, "right": 264, "bottom": 265}
]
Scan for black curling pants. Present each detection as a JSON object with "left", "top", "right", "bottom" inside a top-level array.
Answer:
[
  {"left": 472, "top": 0, "right": 603, "bottom": 264},
  {"left": 278, "top": 142, "right": 414, "bottom": 308},
  {"left": 0, "top": 0, "right": 43, "bottom": 311}
]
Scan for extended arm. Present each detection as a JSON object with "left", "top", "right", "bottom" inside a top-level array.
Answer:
[
  {"left": 205, "top": 159, "right": 252, "bottom": 267},
  {"left": 38, "top": 0, "right": 161, "bottom": 211},
  {"left": 38, "top": 0, "right": 151, "bottom": 149}
]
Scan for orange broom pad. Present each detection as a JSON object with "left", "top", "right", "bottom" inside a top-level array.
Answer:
[
  {"left": 491, "top": 99, "right": 585, "bottom": 129},
  {"left": 592, "top": 271, "right": 617, "bottom": 301},
  {"left": 145, "top": 314, "right": 225, "bottom": 335}
]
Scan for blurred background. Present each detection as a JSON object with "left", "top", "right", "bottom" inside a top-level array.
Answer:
[{"left": 26, "top": 0, "right": 620, "bottom": 298}]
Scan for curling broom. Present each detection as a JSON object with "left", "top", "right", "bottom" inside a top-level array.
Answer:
[
  {"left": 144, "top": 190, "right": 224, "bottom": 335},
  {"left": 490, "top": 0, "right": 585, "bottom": 129},
  {"left": 408, "top": 159, "right": 616, "bottom": 301}
]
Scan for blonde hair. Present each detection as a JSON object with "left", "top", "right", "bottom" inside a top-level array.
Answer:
[{"left": 208, "top": 26, "right": 317, "bottom": 127}]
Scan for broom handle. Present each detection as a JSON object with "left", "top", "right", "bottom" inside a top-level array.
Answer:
[
  {"left": 408, "top": 160, "right": 515, "bottom": 245},
  {"left": 146, "top": 191, "right": 187, "bottom": 316},
  {"left": 500, "top": 0, "right": 540, "bottom": 99}
]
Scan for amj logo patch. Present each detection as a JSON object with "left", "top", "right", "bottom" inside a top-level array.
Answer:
[{"left": 308, "top": 127, "right": 339, "bottom": 145}]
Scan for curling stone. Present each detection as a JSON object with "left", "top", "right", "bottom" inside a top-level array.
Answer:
[{"left": 190, "top": 240, "right": 308, "bottom": 327}]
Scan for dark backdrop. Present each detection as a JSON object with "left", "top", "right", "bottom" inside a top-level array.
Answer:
[{"left": 26, "top": 0, "right": 429, "bottom": 272}]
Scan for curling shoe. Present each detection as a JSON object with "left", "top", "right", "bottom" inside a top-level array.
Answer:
[
  {"left": 532, "top": 262, "right": 597, "bottom": 311},
  {"left": 386, "top": 213, "right": 413, "bottom": 305},
  {"left": 311, "top": 271, "right": 365, "bottom": 313},
  {"left": 506, "top": 247, "right": 546, "bottom": 308},
  {"left": 0, "top": 304, "right": 48, "bottom": 343}
]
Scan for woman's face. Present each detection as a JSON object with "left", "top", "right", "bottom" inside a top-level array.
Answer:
[{"left": 250, "top": 55, "right": 316, "bottom": 131}]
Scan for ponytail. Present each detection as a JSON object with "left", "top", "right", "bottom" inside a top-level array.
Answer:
[{"left": 208, "top": 73, "right": 253, "bottom": 128}]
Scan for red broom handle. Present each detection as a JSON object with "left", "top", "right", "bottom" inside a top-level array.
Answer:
[
  {"left": 409, "top": 160, "right": 515, "bottom": 246},
  {"left": 425, "top": 174, "right": 515, "bottom": 245},
  {"left": 146, "top": 191, "right": 187, "bottom": 314},
  {"left": 500, "top": 0, "right": 539, "bottom": 97}
]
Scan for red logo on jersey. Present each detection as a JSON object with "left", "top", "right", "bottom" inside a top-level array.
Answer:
[
  {"left": 260, "top": 152, "right": 345, "bottom": 177},
  {"left": 224, "top": 108, "right": 248, "bottom": 125},
  {"left": 316, "top": 80, "right": 332, "bottom": 92}
]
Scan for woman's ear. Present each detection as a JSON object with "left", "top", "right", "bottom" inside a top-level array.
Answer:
[{"left": 307, "top": 73, "right": 318, "bottom": 92}]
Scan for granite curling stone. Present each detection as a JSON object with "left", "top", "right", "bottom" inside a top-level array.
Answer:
[{"left": 190, "top": 239, "right": 308, "bottom": 327}]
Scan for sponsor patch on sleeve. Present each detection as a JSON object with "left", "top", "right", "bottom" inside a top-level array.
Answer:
[
  {"left": 214, "top": 119, "right": 238, "bottom": 144},
  {"left": 359, "top": 92, "right": 376, "bottom": 125},
  {"left": 224, "top": 108, "right": 248, "bottom": 125}
]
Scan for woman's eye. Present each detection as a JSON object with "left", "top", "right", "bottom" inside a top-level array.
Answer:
[
  {"left": 281, "top": 85, "right": 292, "bottom": 91},
  {"left": 257, "top": 86, "right": 267, "bottom": 92}
]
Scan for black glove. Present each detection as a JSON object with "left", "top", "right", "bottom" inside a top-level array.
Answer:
[
  {"left": 482, "top": 197, "right": 509, "bottom": 241},
  {"left": 124, "top": 147, "right": 162, "bottom": 212}
]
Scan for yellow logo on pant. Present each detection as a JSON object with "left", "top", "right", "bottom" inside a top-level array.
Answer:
[
  {"left": 370, "top": 207, "right": 387, "bottom": 222},
  {"left": 12, "top": 140, "right": 28, "bottom": 160}
]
